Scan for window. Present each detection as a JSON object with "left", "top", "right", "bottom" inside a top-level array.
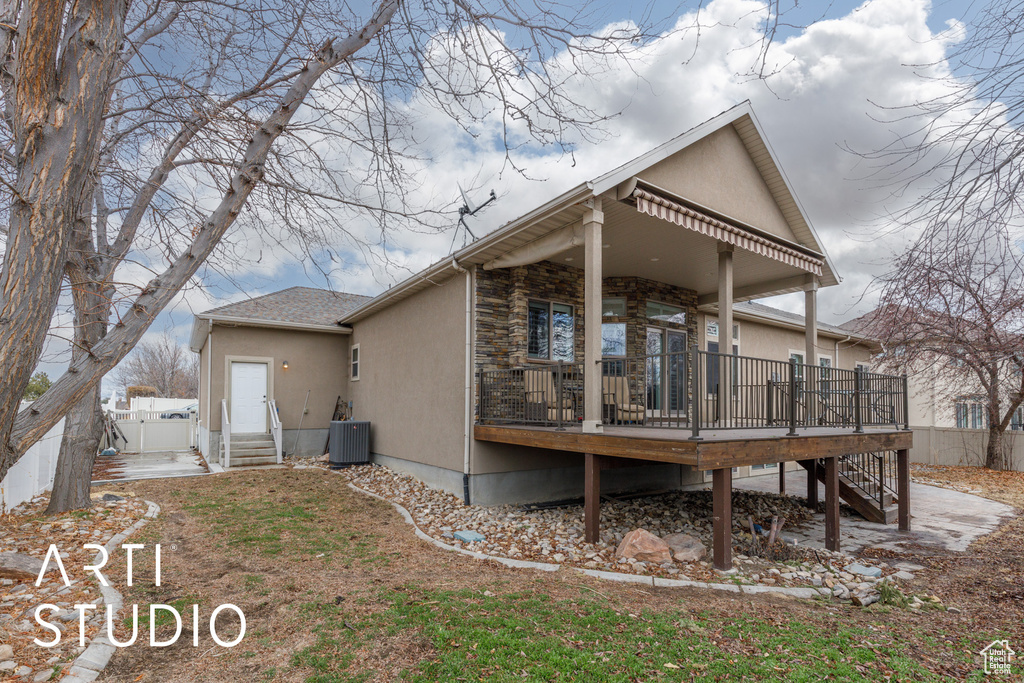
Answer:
[
  {"left": 856, "top": 362, "right": 871, "bottom": 374},
  {"left": 528, "top": 300, "right": 574, "bottom": 361},
  {"left": 646, "top": 301, "right": 685, "bottom": 324},
  {"left": 350, "top": 344, "right": 360, "bottom": 381},
  {"left": 751, "top": 463, "right": 778, "bottom": 471},
  {"left": 1013, "top": 408, "right": 1023, "bottom": 431},
  {"left": 707, "top": 341, "right": 739, "bottom": 395},
  {"left": 789, "top": 351, "right": 804, "bottom": 381},
  {"left": 601, "top": 323, "right": 627, "bottom": 356},
  {"left": 602, "top": 298, "right": 626, "bottom": 317},
  {"left": 706, "top": 319, "right": 738, "bottom": 339},
  {"left": 955, "top": 397, "right": 988, "bottom": 429}
]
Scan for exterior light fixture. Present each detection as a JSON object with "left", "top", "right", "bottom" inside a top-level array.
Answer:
[
  {"left": 282, "top": 360, "right": 289, "bottom": 369},
  {"left": 565, "top": 256, "right": 574, "bottom": 262}
]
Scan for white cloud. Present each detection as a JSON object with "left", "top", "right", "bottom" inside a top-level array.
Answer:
[{"left": 97, "top": 0, "right": 982, "bottom": 381}]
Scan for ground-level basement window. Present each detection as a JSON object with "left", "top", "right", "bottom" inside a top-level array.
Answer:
[
  {"left": 750, "top": 463, "right": 778, "bottom": 471},
  {"left": 350, "top": 344, "right": 360, "bottom": 381},
  {"left": 528, "top": 300, "right": 574, "bottom": 362}
]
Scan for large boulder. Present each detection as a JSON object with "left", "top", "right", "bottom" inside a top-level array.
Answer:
[
  {"left": 0, "top": 552, "right": 45, "bottom": 582},
  {"left": 662, "top": 533, "right": 707, "bottom": 563},
  {"left": 614, "top": 529, "right": 673, "bottom": 564}
]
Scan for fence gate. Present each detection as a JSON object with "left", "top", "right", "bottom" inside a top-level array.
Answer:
[{"left": 109, "top": 409, "right": 197, "bottom": 453}]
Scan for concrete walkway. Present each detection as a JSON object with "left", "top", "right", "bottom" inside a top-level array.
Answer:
[
  {"left": 92, "top": 449, "right": 210, "bottom": 484},
  {"left": 731, "top": 469, "right": 1014, "bottom": 554}
]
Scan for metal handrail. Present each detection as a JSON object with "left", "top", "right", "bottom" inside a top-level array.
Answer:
[
  {"left": 268, "top": 399, "right": 283, "bottom": 463},
  {"left": 221, "top": 399, "right": 231, "bottom": 468},
  {"left": 477, "top": 349, "right": 908, "bottom": 434}
]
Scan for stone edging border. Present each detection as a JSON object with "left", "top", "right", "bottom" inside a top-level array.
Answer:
[
  {"left": 344, "top": 481, "right": 826, "bottom": 601},
  {"left": 62, "top": 500, "right": 161, "bottom": 683}
]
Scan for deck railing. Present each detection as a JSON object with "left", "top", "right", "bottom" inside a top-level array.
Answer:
[{"left": 477, "top": 346, "right": 909, "bottom": 437}]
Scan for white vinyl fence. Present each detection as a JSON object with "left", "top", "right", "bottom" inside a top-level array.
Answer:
[
  {"left": 111, "top": 409, "right": 197, "bottom": 453},
  {"left": 128, "top": 396, "right": 197, "bottom": 412},
  {"left": 1, "top": 403, "right": 64, "bottom": 512}
]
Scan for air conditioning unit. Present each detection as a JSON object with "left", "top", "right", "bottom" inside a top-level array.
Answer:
[{"left": 329, "top": 421, "right": 370, "bottom": 468}]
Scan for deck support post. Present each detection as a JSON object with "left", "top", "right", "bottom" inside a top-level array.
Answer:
[
  {"left": 805, "top": 459, "right": 818, "bottom": 508},
  {"left": 582, "top": 198, "right": 604, "bottom": 434},
  {"left": 897, "top": 448, "right": 911, "bottom": 531},
  {"left": 778, "top": 463, "right": 786, "bottom": 494},
  {"left": 824, "top": 456, "right": 840, "bottom": 552},
  {"left": 712, "top": 467, "right": 732, "bottom": 570},
  {"left": 717, "top": 243, "right": 734, "bottom": 427},
  {"left": 585, "top": 453, "right": 601, "bottom": 543}
]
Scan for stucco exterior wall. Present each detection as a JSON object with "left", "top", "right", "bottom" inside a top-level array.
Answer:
[
  {"left": 696, "top": 312, "right": 872, "bottom": 370},
  {"left": 640, "top": 125, "right": 799, "bottom": 244},
  {"left": 347, "top": 272, "right": 468, "bottom": 474},
  {"left": 197, "top": 324, "right": 350, "bottom": 436}
]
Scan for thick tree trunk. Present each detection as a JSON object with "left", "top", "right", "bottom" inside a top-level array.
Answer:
[
  {"left": 985, "top": 424, "right": 1006, "bottom": 471},
  {"left": 46, "top": 386, "right": 103, "bottom": 513}
]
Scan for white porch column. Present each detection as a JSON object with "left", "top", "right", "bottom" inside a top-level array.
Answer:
[
  {"left": 717, "top": 243, "right": 734, "bottom": 426},
  {"left": 583, "top": 197, "right": 604, "bottom": 434},
  {"left": 804, "top": 276, "right": 818, "bottom": 367}
]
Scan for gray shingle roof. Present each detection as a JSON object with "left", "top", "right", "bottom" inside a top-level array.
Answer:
[
  {"left": 201, "top": 287, "right": 371, "bottom": 327},
  {"left": 733, "top": 301, "right": 872, "bottom": 339}
]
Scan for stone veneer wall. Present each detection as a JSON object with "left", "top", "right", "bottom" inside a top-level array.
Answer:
[{"left": 474, "top": 262, "right": 699, "bottom": 372}]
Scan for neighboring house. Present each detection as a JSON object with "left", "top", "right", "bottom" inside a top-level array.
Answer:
[
  {"left": 842, "top": 309, "right": 1024, "bottom": 470},
  {"left": 189, "top": 287, "right": 371, "bottom": 463},
  {"left": 192, "top": 102, "right": 914, "bottom": 570}
]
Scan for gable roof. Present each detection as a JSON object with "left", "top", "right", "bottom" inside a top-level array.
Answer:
[
  {"left": 189, "top": 287, "right": 369, "bottom": 350},
  {"left": 340, "top": 101, "right": 838, "bottom": 325}
]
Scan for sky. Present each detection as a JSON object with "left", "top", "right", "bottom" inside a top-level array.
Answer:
[{"left": 30, "top": 0, "right": 994, "bottom": 394}]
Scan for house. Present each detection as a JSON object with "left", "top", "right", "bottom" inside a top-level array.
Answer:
[
  {"left": 191, "top": 102, "right": 913, "bottom": 570},
  {"left": 841, "top": 308, "right": 1024, "bottom": 470},
  {"left": 189, "top": 287, "right": 371, "bottom": 463}
]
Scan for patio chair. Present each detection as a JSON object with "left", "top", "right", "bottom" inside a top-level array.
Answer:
[
  {"left": 602, "top": 375, "right": 646, "bottom": 425},
  {"left": 523, "top": 368, "right": 576, "bottom": 423}
]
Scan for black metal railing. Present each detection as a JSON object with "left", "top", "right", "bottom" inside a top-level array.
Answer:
[
  {"left": 836, "top": 451, "right": 898, "bottom": 508},
  {"left": 477, "top": 346, "right": 910, "bottom": 437}
]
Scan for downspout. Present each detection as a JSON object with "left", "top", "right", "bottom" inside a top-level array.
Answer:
[
  {"left": 452, "top": 257, "right": 473, "bottom": 505},
  {"left": 834, "top": 334, "right": 852, "bottom": 367}
]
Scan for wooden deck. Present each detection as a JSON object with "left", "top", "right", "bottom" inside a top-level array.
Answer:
[
  {"left": 474, "top": 423, "right": 914, "bottom": 570},
  {"left": 474, "top": 424, "right": 913, "bottom": 470}
]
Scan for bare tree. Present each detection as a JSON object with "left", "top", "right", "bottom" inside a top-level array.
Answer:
[
  {"left": 851, "top": 222, "right": 1024, "bottom": 470},
  {"left": 1, "top": 0, "right": 691, "bottom": 512},
  {"left": 114, "top": 333, "right": 198, "bottom": 399},
  {"left": 867, "top": 0, "right": 1024, "bottom": 233}
]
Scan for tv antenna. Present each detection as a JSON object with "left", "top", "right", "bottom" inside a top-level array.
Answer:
[{"left": 455, "top": 184, "right": 497, "bottom": 249}]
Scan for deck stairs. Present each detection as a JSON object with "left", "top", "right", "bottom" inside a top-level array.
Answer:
[
  {"left": 798, "top": 453, "right": 899, "bottom": 524},
  {"left": 225, "top": 433, "right": 279, "bottom": 467}
]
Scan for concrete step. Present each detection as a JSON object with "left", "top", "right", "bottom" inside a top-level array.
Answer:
[
  {"left": 230, "top": 447, "right": 277, "bottom": 457},
  {"left": 232, "top": 432, "right": 274, "bottom": 443},
  {"left": 228, "top": 454, "right": 279, "bottom": 467}
]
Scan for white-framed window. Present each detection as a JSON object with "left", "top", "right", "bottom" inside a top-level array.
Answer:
[
  {"left": 646, "top": 301, "right": 686, "bottom": 324},
  {"left": 751, "top": 463, "right": 779, "bottom": 471},
  {"left": 789, "top": 350, "right": 805, "bottom": 381},
  {"left": 856, "top": 362, "right": 871, "bottom": 374},
  {"left": 706, "top": 318, "right": 738, "bottom": 340},
  {"left": 350, "top": 344, "right": 360, "bottom": 381},
  {"left": 528, "top": 299, "right": 574, "bottom": 362}
]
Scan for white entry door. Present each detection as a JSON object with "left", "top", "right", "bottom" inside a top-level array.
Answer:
[{"left": 230, "top": 362, "right": 268, "bottom": 433}]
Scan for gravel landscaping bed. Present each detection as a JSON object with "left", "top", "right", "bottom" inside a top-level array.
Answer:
[
  {"left": 338, "top": 464, "right": 934, "bottom": 607},
  {"left": 1, "top": 491, "right": 150, "bottom": 682}
]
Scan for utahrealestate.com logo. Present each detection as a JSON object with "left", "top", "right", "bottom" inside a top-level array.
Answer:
[{"left": 31, "top": 543, "right": 245, "bottom": 648}]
